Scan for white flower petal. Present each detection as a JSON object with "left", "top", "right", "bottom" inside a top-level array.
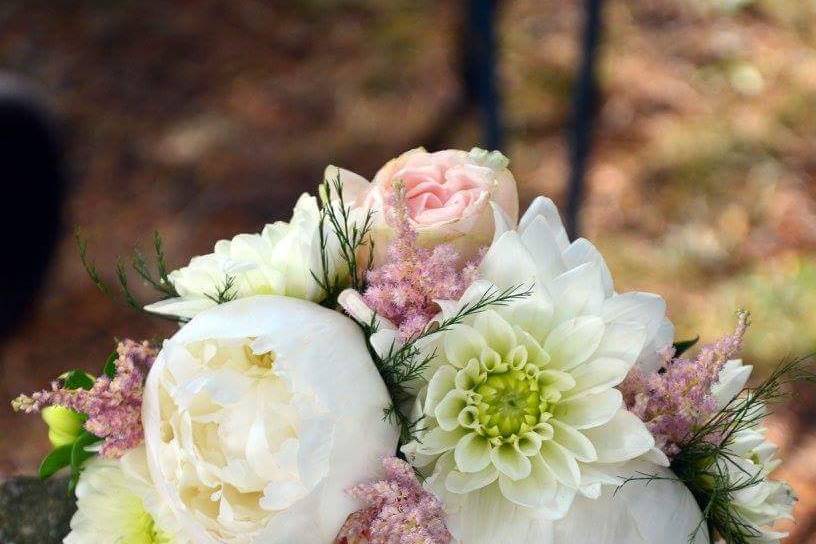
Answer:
[
  {"left": 519, "top": 196, "right": 569, "bottom": 251},
  {"left": 563, "top": 357, "right": 630, "bottom": 401},
  {"left": 554, "top": 389, "right": 623, "bottom": 430},
  {"left": 498, "top": 454, "right": 557, "bottom": 508},
  {"left": 445, "top": 464, "right": 500, "bottom": 494},
  {"left": 479, "top": 231, "right": 537, "bottom": 290},
  {"left": 455, "top": 432, "right": 493, "bottom": 473},
  {"left": 490, "top": 443, "right": 532, "bottom": 481},
  {"left": 544, "top": 316, "right": 605, "bottom": 371},
  {"left": 582, "top": 409, "right": 654, "bottom": 463},
  {"left": 712, "top": 359, "right": 753, "bottom": 410},
  {"left": 550, "top": 420, "right": 597, "bottom": 462},
  {"left": 540, "top": 440, "right": 581, "bottom": 487}
]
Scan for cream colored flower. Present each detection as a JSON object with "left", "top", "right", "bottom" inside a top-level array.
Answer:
[
  {"left": 327, "top": 147, "right": 519, "bottom": 267},
  {"left": 142, "top": 296, "right": 398, "bottom": 544},
  {"left": 65, "top": 446, "right": 187, "bottom": 544},
  {"left": 145, "top": 194, "right": 345, "bottom": 319},
  {"left": 399, "top": 196, "right": 674, "bottom": 542}
]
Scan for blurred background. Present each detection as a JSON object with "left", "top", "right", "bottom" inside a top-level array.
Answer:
[{"left": 1, "top": 0, "right": 816, "bottom": 540}]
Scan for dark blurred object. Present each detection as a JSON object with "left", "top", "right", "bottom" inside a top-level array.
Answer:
[
  {"left": 0, "top": 476, "right": 74, "bottom": 543},
  {"left": 566, "top": 0, "right": 603, "bottom": 239},
  {"left": 465, "top": 0, "right": 503, "bottom": 151},
  {"left": 0, "top": 75, "right": 66, "bottom": 340}
]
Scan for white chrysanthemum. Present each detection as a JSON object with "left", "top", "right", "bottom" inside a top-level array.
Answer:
[
  {"left": 142, "top": 296, "right": 398, "bottom": 544},
  {"left": 65, "top": 446, "right": 187, "bottom": 544},
  {"left": 397, "top": 197, "right": 675, "bottom": 542},
  {"left": 145, "top": 194, "right": 345, "bottom": 319}
]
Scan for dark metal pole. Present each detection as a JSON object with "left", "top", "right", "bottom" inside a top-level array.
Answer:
[
  {"left": 566, "top": 0, "right": 603, "bottom": 239},
  {"left": 466, "top": 0, "right": 503, "bottom": 151}
]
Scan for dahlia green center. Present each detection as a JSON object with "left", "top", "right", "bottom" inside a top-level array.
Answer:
[{"left": 475, "top": 370, "right": 545, "bottom": 438}]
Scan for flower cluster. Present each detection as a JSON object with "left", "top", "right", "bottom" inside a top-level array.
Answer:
[
  {"left": 335, "top": 457, "right": 452, "bottom": 544},
  {"left": 10, "top": 147, "right": 809, "bottom": 544},
  {"left": 621, "top": 310, "right": 750, "bottom": 456},
  {"left": 12, "top": 339, "right": 156, "bottom": 458},
  {"left": 363, "top": 185, "right": 480, "bottom": 339}
]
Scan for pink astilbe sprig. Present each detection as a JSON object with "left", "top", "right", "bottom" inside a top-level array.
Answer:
[
  {"left": 363, "top": 184, "right": 480, "bottom": 340},
  {"left": 335, "top": 457, "right": 452, "bottom": 544},
  {"left": 11, "top": 339, "right": 157, "bottom": 458},
  {"left": 621, "top": 310, "right": 751, "bottom": 457}
]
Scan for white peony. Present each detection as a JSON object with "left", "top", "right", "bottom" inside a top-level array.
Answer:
[
  {"left": 396, "top": 197, "right": 676, "bottom": 542},
  {"left": 145, "top": 194, "right": 345, "bottom": 319},
  {"left": 554, "top": 460, "right": 710, "bottom": 544},
  {"left": 65, "top": 446, "right": 187, "bottom": 544},
  {"left": 142, "top": 296, "right": 398, "bottom": 544}
]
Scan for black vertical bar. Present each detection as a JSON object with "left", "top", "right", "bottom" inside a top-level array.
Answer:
[
  {"left": 466, "top": 0, "right": 503, "bottom": 151},
  {"left": 565, "top": 0, "right": 603, "bottom": 239}
]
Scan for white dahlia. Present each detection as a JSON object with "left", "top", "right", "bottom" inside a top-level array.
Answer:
[
  {"left": 400, "top": 197, "right": 674, "bottom": 542},
  {"left": 142, "top": 296, "right": 398, "bottom": 544},
  {"left": 145, "top": 194, "right": 345, "bottom": 319},
  {"left": 65, "top": 446, "right": 187, "bottom": 544}
]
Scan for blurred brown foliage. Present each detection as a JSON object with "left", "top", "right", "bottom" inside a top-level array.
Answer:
[{"left": 1, "top": 0, "right": 816, "bottom": 540}]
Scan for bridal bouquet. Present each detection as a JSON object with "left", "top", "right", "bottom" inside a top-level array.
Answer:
[{"left": 12, "top": 147, "right": 808, "bottom": 543}]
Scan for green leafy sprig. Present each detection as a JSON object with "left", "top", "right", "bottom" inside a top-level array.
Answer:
[
  {"left": 362, "top": 284, "right": 533, "bottom": 445},
  {"left": 311, "top": 174, "right": 375, "bottom": 307},
  {"left": 77, "top": 229, "right": 184, "bottom": 322},
  {"left": 623, "top": 355, "right": 815, "bottom": 544}
]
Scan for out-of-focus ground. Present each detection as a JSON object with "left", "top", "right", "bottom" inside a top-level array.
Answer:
[{"left": 1, "top": 0, "right": 816, "bottom": 540}]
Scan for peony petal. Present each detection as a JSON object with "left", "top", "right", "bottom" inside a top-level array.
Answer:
[
  {"left": 582, "top": 409, "right": 654, "bottom": 463},
  {"left": 544, "top": 316, "right": 605, "bottom": 371}
]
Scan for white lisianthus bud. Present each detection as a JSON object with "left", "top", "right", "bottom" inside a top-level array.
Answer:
[
  {"left": 142, "top": 296, "right": 398, "bottom": 544},
  {"left": 145, "top": 194, "right": 346, "bottom": 319},
  {"left": 326, "top": 147, "right": 519, "bottom": 268}
]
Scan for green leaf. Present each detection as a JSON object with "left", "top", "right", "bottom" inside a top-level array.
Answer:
[
  {"left": 103, "top": 350, "right": 118, "bottom": 378},
  {"left": 673, "top": 337, "right": 699, "bottom": 356},
  {"left": 69, "top": 431, "right": 101, "bottom": 492},
  {"left": 38, "top": 444, "right": 73, "bottom": 480},
  {"left": 62, "top": 370, "right": 95, "bottom": 390}
]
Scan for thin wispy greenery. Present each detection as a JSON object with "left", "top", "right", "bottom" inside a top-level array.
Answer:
[
  {"left": 622, "top": 355, "right": 815, "bottom": 544},
  {"left": 76, "top": 228, "right": 185, "bottom": 322},
  {"left": 311, "top": 174, "right": 375, "bottom": 307},
  {"left": 364, "top": 284, "right": 532, "bottom": 445}
]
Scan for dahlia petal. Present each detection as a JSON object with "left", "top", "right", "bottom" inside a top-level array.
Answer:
[
  {"left": 455, "top": 432, "right": 492, "bottom": 473},
  {"left": 490, "top": 442, "right": 532, "bottom": 481},
  {"left": 443, "top": 324, "right": 487, "bottom": 367},
  {"left": 554, "top": 389, "right": 622, "bottom": 430},
  {"left": 544, "top": 316, "right": 605, "bottom": 371},
  {"left": 540, "top": 440, "right": 581, "bottom": 487},
  {"left": 550, "top": 420, "right": 597, "bottom": 463},
  {"left": 498, "top": 454, "right": 557, "bottom": 508},
  {"left": 479, "top": 231, "right": 537, "bottom": 290},
  {"left": 582, "top": 409, "right": 654, "bottom": 463},
  {"left": 563, "top": 357, "right": 629, "bottom": 401},
  {"left": 445, "top": 464, "right": 499, "bottom": 494}
]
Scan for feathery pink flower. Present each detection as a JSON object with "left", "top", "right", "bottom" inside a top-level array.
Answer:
[
  {"left": 621, "top": 311, "right": 750, "bottom": 457},
  {"left": 363, "top": 186, "right": 480, "bottom": 340},
  {"left": 12, "top": 339, "right": 157, "bottom": 458},
  {"left": 335, "top": 457, "right": 452, "bottom": 544}
]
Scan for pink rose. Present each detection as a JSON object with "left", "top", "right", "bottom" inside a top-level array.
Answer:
[{"left": 326, "top": 147, "right": 519, "bottom": 266}]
